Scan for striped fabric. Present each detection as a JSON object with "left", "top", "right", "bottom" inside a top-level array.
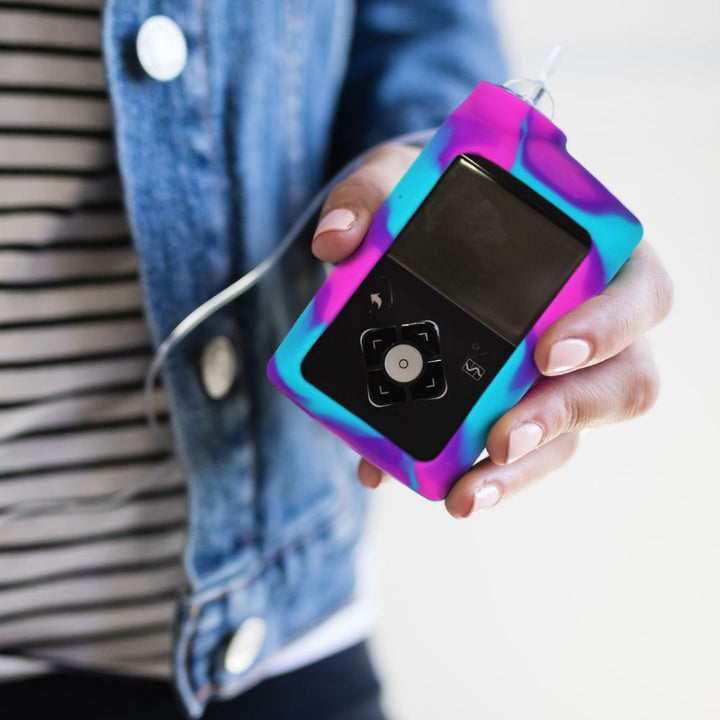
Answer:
[{"left": 0, "top": 0, "right": 186, "bottom": 679}]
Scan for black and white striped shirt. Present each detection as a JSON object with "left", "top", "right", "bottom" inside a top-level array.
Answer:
[{"left": 0, "top": 0, "right": 187, "bottom": 679}]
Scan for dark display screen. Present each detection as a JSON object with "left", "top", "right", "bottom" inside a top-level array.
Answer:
[{"left": 388, "top": 156, "right": 590, "bottom": 346}]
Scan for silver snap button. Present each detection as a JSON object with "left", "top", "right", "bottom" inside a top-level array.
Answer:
[
  {"left": 224, "top": 617, "right": 266, "bottom": 675},
  {"left": 200, "top": 336, "right": 237, "bottom": 400},
  {"left": 136, "top": 15, "right": 187, "bottom": 82}
]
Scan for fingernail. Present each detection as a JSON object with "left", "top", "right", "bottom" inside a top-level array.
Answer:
[
  {"left": 313, "top": 208, "right": 356, "bottom": 239},
  {"left": 506, "top": 421, "right": 543, "bottom": 463},
  {"left": 470, "top": 483, "right": 502, "bottom": 515},
  {"left": 546, "top": 338, "right": 591, "bottom": 374}
]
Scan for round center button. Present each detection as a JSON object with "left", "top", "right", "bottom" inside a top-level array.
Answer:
[{"left": 383, "top": 344, "right": 423, "bottom": 384}]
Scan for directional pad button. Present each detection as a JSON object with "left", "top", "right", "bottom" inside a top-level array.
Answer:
[
  {"left": 367, "top": 370, "right": 405, "bottom": 406},
  {"left": 401, "top": 321, "right": 440, "bottom": 358},
  {"left": 410, "top": 360, "right": 446, "bottom": 400},
  {"left": 361, "top": 321, "right": 446, "bottom": 407},
  {"left": 361, "top": 327, "right": 398, "bottom": 367}
]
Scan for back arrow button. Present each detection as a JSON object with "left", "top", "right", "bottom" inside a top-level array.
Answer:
[{"left": 367, "top": 276, "right": 392, "bottom": 314}]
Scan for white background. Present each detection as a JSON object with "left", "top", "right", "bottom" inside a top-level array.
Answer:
[{"left": 370, "top": 1, "right": 720, "bottom": 718}]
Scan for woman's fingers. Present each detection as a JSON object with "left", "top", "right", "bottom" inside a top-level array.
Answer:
[
  {"left": 311, "top": 144, "right": 419, "bottom": 264},
  {"left": 535, "top": 241, "right": 673, "bottom": 375},
  {"left": 361, "top": 433, "right": 580, "bottom": 519},
  {"left": 486, "top": 337, "right": 659, "bottom": 466},
  {"left": 358, "top": 458, "right": 385, "bottom": 489},
  {"left": 445, "top": 431, "right": 581, "bottom": 518},
  {"left": 360, "top": 339, "right": 659, "bottom": 513}
]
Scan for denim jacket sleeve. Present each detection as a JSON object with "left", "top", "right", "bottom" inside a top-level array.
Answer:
[{"left": 331, "top": 0, "right": 508, "bottom": 164}]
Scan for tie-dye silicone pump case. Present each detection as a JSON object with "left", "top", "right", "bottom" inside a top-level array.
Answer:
[{"left": 267, "top": 82, "right": 643, "bottom": 501}]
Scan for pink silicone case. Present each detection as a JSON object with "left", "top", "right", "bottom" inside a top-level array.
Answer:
[{"left": 267, "top": 82, "right": 643, "bottom": 500}]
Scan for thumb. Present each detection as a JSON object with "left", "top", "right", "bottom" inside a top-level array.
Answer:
[{"left": 311, "top": 143, "right": 419, "bottom": 264}]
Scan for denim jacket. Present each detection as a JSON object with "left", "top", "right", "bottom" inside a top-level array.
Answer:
[{"left": 101, "top": 1, "right": 504, "bottom": 715}]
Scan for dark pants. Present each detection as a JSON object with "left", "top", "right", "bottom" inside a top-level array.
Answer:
[{"left": 0, "top": 642, "right": 386, "bottom": 720}]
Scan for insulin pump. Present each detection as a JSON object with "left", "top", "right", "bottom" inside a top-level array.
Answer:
[{"left": 267, "top": 60, "right": 643, "bottom": 501}]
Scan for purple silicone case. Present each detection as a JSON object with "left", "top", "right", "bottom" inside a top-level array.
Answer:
[{"left": 267, "top": 82, "right": 643, "bottom": 501}]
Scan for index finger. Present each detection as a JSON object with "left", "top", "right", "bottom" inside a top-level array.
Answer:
[{"left": 535, "top": 241, "right": 673, "bottom": 376}]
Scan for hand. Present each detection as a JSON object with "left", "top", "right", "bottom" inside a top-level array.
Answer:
[{"left": 312, "top": 144, "right": 673, "bottom": 519}]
